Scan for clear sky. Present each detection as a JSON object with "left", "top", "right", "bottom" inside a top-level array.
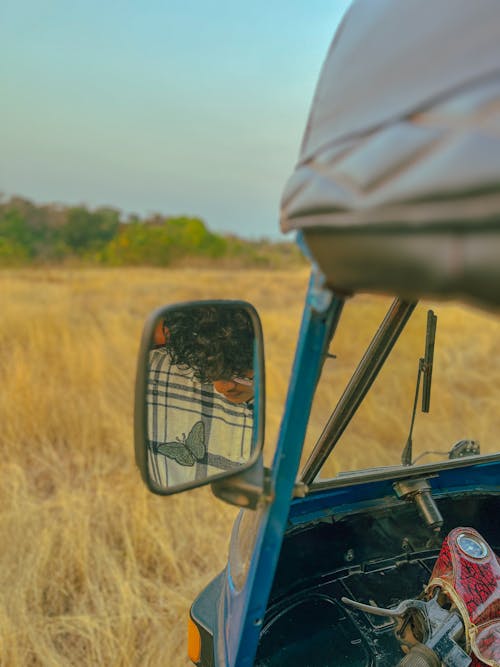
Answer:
[{"left": 1, "top": 1, "right": 351, "bottom": 239}]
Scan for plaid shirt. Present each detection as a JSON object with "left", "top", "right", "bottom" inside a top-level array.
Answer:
[{"left": 147, "top": 348, "right": 254, "bottom": 487}]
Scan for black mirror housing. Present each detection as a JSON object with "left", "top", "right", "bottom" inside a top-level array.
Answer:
[{"left": 134, "top": 300, "right": 265, "bottom": 496}]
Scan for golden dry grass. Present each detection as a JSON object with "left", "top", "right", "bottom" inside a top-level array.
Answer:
[
  {"left": 0, "top": 267, "right": 498, "bottom": 666},
  {"left": 0, "top": 267, "right": 306, "bottom": 667}
]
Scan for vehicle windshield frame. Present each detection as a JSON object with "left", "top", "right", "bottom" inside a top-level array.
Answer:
[{"left": 299, "top": 295, "right": 500, "bottom": 490}]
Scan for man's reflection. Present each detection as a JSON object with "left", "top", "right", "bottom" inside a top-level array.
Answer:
[
  {"left": 213, "top": 373, "right": 254, "bottom": 404},
  {"left": 147, "top": 306, "right": 255, "bottom": 488}
]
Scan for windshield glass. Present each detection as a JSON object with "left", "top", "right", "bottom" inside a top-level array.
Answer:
[{"left": 302, "top": 296, "right": 500, "bottom": 481}]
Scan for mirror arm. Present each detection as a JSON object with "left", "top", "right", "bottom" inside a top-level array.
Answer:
[{"left": 210, "top": 455, "right": 274, "bottom": 510}]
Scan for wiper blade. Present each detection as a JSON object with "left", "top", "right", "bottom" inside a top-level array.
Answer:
[
  {"left": 422, "top": 309, "right": 437, "bottom": 412},
  {"left": 402, "top": 310, "right": 437, "bottom": 466}
]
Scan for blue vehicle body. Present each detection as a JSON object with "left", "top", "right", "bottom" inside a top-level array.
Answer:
[
  {"left": 198, "top": 272, "right": 345, "bottom": 667},
  {"left": 192, "top": 467, "right": 499, "bottom": 664},
  {"left": 188, "top": 271, "right": 500, "bottom": 666}
]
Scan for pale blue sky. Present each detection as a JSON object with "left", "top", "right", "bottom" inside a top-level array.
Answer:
[{"left": 1, "top": 1, "right": 350, "bottom": 238}]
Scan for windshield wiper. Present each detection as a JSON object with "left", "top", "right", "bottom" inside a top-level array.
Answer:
[{"left": 401, "top": 310, "right": 437, "bottom": 466}]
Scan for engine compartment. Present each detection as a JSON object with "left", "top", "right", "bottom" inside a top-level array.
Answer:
[{"left": 254, "top": 493, "right": 499, "bottom": 666}]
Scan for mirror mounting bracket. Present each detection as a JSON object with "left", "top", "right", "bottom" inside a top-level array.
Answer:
[{"left": 210, "top": 458, "right": 274, "bottom": 510}]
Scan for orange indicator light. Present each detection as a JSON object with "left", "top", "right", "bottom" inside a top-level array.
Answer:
[{"left": 187, "top": 616, "right": 201, "bottom": 664}]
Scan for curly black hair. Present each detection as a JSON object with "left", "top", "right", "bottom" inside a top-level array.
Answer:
[{"left": 163, "top": 305, "right": 254, "bottom": 384}]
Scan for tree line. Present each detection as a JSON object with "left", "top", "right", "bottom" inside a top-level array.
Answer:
[{"left": 0, "top": 197, "right": 303, "bottom": 268}]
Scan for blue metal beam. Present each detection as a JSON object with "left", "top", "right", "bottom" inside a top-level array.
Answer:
[{"left": 224, "top": 270, "right": 344, "bottom": 666}]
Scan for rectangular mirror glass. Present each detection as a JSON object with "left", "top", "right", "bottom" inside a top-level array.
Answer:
[{"left": 135, "top": 301, "right": 264, "bottom": 494}]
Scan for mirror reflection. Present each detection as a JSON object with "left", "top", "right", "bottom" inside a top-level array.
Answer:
[{"left": 146, "top": 304, "right": 257, "bottom": 490}]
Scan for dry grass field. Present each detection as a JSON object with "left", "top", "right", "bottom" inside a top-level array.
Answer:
[{"left": 0, "top": 267, "right": 498, "bottom": 666}]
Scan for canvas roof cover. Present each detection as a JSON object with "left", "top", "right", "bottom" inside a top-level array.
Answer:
[{"left": 280, "top": 0, "right": 500, "bottom": 308}]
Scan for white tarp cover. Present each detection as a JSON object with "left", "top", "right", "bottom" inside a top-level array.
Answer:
[{"left": 279, "top": 0, "right": 500, "bottom": 307}]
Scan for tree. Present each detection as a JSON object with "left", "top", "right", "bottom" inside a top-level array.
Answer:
[
  {"left": 61, "top": 207, "right": 120, "bottom": 254},
  {"left": 0, "top": 207, "right": 37, "bottom": 259}
]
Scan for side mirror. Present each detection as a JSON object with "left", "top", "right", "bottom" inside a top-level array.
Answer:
[{"left": 134, "top": 300, "right": 265, "bottom": 495}]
